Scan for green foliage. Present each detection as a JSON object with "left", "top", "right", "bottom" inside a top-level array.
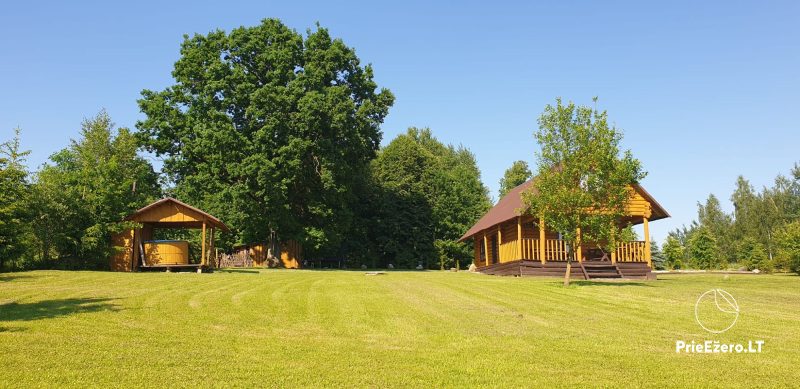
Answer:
[
  {"left": 670, "top": 163, "right": 800, "bottom": 271},
  {"left": 136, "top": 19, "right": 394, "bottom": 254},
  {"left": 697, "top": 194, "right": 733, "bottom": 262},
  {"left": 687, "top": 226, "right": 721, "bottom": 269},
  {"left": 0, "top": 128, "right": 31, "bottom": 270},
  {"left": 619, "top": 224, "right": 639, "bottom": 242},
  {"left": 498, "top": 160, "right": 532, "bottom": 198},
  {"left": 27, "top": 111, "right": 160, "bottom": 269},
  {"left": 662, "top": 235, "right": 685, "bottom": 270},
  {"left": 523, "top": 98, "right": 646, "bottom": 254},
  {"left": 737, "top": 237, "right": 770, "bottom": 272},
  {"left": 650, "top": 240, "right": 666, "bottom": 270},
  {"left": 775, "top": 221, "right": 800, "bottom": 274},
  {"left": 368, "top": 128, "right": 491, "bottom": 269}
]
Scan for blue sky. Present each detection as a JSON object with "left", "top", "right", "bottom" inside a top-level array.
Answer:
[{"left": 1, "top": 1, "right": 798, "bottom": 243}]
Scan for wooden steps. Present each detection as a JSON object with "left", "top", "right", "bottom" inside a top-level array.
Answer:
[{"left": 579, "top": 261, "right": 622, "bottom": 279}]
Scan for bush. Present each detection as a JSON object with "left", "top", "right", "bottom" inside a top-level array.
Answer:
[{"left": 737, "top": 237, "right": 772, "bottom": 272}]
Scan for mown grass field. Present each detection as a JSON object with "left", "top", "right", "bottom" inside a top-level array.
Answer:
[{"left": 1, "top": 270, "right": 798, "bottom": 388}]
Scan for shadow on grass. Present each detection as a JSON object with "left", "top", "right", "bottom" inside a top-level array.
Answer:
[
  {"left": 0, "top": 274, "right": 34, "bottom": 282},
  {"left": 571, "top": 280, "right": 655, "bottom": 287},
  {"left": 217, "top": 269, "right": 261, "bottom": 274},
  {"left": 0, "top": 298, "right": 120, "bottom": 322}
]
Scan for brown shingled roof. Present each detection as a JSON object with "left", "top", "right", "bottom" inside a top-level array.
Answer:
[
  {"left": 458, "top": 180, "right": 537, "bottom": 241},
  {"left": 458, "top": 179, "right": 669, "bottom": 242}
]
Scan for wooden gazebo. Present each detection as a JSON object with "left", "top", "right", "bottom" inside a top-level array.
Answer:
[{"left": 110, "top": 198, "right": 229, "bottom": 272}]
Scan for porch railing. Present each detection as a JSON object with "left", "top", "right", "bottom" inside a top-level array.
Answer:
[
  {"left": 489, "top": 239, "right": 648, "bottom": 264},
  {"left": 616, "top": 241, "right": 647, "bottom": 262},
  {"left": 545, "top": 239, "right": 575, "bottom": 261},
  {"left": 519, "top": 238, "right": 539, "bottom": 260}
]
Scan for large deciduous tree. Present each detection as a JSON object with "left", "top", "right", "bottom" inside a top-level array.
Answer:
[
  {"left": 369, "top": 128, "right": 491, "bottom": 269},
  {"left": 498, "top": 160, "right": 532, "bottom": 198},
  {"left": 522, "top": 98, "right": 646, "bottom": 286},
  {"left": 136, "top": 19, "right": 394, "bottom": 254}
]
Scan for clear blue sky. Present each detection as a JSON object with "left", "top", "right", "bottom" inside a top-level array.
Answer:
[{"left": 2, "top": 1, "right": 798, "bottom": 243}]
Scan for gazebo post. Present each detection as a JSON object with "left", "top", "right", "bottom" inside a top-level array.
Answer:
[
  {"left": 201, "top": 220, "right": 207, "bottom": 267},
  {"left": 210, "top": 227, "right": 215, "bottom": 268}
]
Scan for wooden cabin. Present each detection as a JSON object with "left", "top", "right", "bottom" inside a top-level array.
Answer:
[
  {"left": 459, "top": 179, "right": 669, "bottom": 279},
  {"left": 110, "top": 198, "right": 229, "bottom": 272}
]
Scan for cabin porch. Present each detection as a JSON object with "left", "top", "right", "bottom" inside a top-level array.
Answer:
[{"left": 472, "top": 215, "right": 655, "bottom": 279}]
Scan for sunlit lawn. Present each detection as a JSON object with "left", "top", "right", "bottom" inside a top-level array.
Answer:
[{"left": 1, "top": 269, "right": 798, "bottom": 387}]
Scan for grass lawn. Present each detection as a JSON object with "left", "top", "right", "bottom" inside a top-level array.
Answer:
[{"left": 1, "top": 270, "right": 798, "bottom": 387}]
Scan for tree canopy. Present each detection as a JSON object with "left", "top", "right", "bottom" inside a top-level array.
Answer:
[
  {"left": 136, "top": 19, "right": 394, "bottom": 254},
  {"left": 523, "top": 98, "right": 646, "bottom": 254}
]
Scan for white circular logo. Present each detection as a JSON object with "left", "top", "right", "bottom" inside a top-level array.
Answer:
[{"left": 694, "top": 289, "right": 739, "bottom": 334}]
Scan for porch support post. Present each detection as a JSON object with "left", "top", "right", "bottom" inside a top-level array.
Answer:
[
  {"left": 497, "top": 227, "right": 502, "bottom": 263},
  {"left": 643, "top": 217, "right": 652, "bottom": 268},
  {"left": 539, "top": 217, "right": 546, "bottom": 264},
  {"left": 201, "top": 220, "right": 207, "bottom": 267},
  {"left": 483, "top": 233, "right": 489, "bottom": 266},
  {"left": 576, "top": 227, "right": 582, "bottom": 262},
  {"left": 517, "top": 216, "right": 522, "bottom": 260}
]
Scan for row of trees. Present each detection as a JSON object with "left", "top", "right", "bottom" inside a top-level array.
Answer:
[
  {"left": 661, "top": 167, "right": 800, "bottom": 272},
  {"left": 0, "top": 119, "right": 490, "bottom": 271},
  {"left": 0, "top": 19, "right": 491, "bottom": 271}
]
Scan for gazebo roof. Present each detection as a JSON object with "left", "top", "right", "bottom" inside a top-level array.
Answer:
[{"left": 124, "top": 197, "right": 230, "bottom": 232}]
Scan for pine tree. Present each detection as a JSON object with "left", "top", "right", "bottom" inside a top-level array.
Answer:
[
  {"left": 0, "top": 128, "right": 31, "bottom": 270},
  {"left": 650, "top": 240, "right": 666, "bottom": 270}
]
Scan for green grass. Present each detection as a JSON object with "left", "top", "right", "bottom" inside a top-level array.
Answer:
[{"left": 1, "top": 270, "right": 799, "bottom": 388}]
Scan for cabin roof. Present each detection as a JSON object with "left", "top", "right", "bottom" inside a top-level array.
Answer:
[
  {"left": 124, "top": 197, "right": 230, "bottom": 232},
  {"left": 458, "top": 179, "right": 669, "bottom": 241}
]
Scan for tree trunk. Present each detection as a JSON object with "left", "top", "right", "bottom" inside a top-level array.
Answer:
[{"left": 563, "top": 240, "right": 577, "bottom": 287}]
